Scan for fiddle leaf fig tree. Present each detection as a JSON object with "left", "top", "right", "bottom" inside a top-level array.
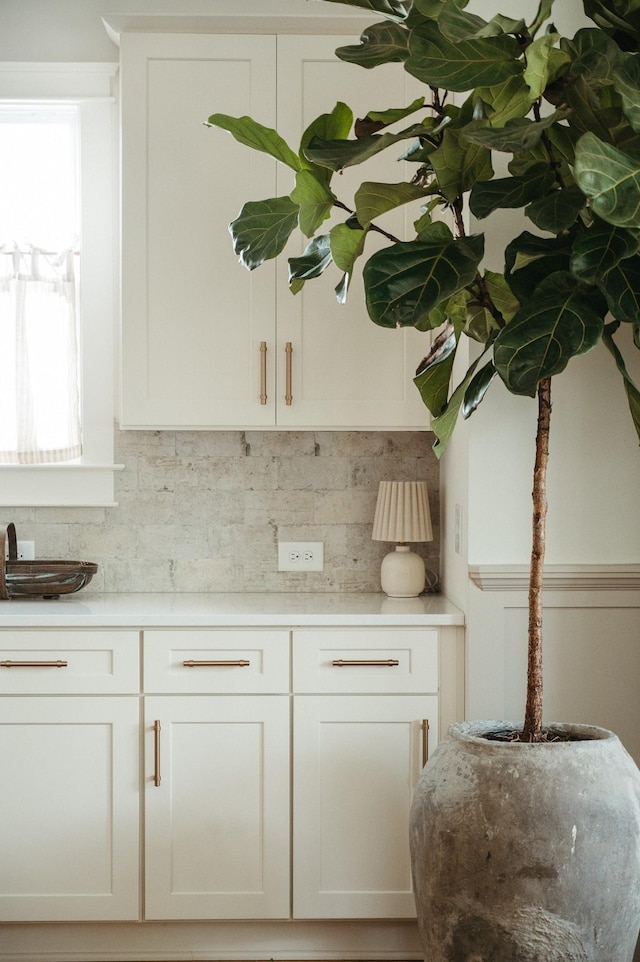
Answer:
[{"left": 206, "top": 0, "right": 640, "bottom": 742}]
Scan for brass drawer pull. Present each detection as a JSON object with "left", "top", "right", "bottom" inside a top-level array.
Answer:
[
  {"left": 285, "top": 341, "right": 293, "bottom": 405},
  {"left": 153, "top": 720, "right": 161, "bottom": 787},
  {"left": 421, "top": 718, "right": 430, "bottom": 767},
  {"left": 331, "top": 659, "right": 400, "bottom": 667},
  {"left": 0, "top": 659, "right": 68, "bottom": 668},
  {"left": 182, "top": 659, "right": 250, "bottom": 668},
  {"left": 260, "top": 340, "right": 267, "bottom": 405}
]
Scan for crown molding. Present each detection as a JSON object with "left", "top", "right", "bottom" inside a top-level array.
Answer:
[{"left": 468, "top": 564, "right": 640, "bottom": 591}]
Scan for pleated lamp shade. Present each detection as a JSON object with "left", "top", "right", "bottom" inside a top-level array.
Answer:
[{"left": 372, "top": 481, "right": 433, "bottom": 597}]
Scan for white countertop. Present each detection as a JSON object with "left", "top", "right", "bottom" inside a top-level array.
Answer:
[{"left": 0, "top": 592, "right": 464, "bottom": 628}]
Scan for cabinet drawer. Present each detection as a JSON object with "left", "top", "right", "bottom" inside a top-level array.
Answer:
[
  {"left": 143, "top": 629, "right": 290, "bottom": 693},
  {"left": 0, "top": 630, "right": 140, "bottom": 694},
  {"left": 292, "top": 629, "right": 438, "bottom": 694}
]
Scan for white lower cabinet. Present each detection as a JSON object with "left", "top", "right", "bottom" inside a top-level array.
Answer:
[
  {"left": 142, "top": 628, "right": 291, "bottom": 919},
  {"left": 0, "top": 619, "right": 463, "bottom": 931},
  {"left": 143, "top": 694, "right": 290, "bottom": 919},
  {"left": 0, "top": 697, "right": 139, "bottom": 923},
  {"left": 0, "top": 629, "right": 140, "bottom": 922},
  {"left": 291, "top": 628, "right": 440, "bottom": 919},
  {"left": 293, "top": 693, "right": 436, "bottom": 919}
]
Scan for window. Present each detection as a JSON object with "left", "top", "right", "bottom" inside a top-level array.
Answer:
[
  {"left": 0, "top": 63, "right": 121, "bottom": 505},
  {"left": 0, "top": 104, "right": 81, "bottom": 463}
]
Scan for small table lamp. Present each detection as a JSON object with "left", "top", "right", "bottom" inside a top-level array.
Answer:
[{"left": 372, "top": 481, "right": 433, "bottom": 597}]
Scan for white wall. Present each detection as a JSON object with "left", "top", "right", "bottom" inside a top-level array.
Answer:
[{"left": 0, "top": 0, "right": 371, "bottom": 62}]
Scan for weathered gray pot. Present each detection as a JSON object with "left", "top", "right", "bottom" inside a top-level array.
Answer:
[{"left": 409, "top": 720, "right": 640, "bottom": 962}]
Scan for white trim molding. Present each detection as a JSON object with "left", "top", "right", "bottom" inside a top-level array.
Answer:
[{"left": 469, "top": 563, "right": 640, "bottom": 591}]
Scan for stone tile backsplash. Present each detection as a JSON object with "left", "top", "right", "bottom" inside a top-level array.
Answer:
[{"left": 4, "top": 428, "right": 440, "bottom": 593}]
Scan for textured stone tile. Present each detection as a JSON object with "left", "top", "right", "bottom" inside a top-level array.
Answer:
[
  {"left": 313, "top": 431, "right": 387, "bottom": 457},
  {"left": 245, "top": 431, "right": 317, "bottom": 457},
  {"left": 21, "top": 427, "right": 440, "bottom": 594}
]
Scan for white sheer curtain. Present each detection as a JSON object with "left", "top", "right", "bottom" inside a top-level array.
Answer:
[{"left": 0, "top": 245, "right": 81, "bottom": 464}]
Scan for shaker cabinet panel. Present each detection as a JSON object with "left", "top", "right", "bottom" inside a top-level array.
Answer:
[
  {"left": 292, "top": 694, "right": 437, "bottom": 919},
  {"left": 120, "top": 33, "right": 278, "bottom": 428},
  {"left": 0, "top": 629, "right": 139, "bottom": 694},
  {"left": 292, "top": 627, "right": 439, "bottom": 694},
  {"left": 144, "top": 694, "right": 290, "bottom": 919},
  {"left": 143, "top": 628, "right": 289, "bottom": 693},
  {"left": 0, "top": 696, "right": 139, "bottom": 922}
]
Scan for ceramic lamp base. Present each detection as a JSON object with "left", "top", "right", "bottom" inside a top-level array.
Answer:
[{"left": 380, "top": 545, "right": 425, "bottom": 598}]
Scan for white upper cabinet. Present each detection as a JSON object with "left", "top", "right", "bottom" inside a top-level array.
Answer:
[
  {"left": 120, "top": 33, "right": 277, "bottom": 429},
  {"left": 119, "top": 31, "right": 431, "bottom": 430}
]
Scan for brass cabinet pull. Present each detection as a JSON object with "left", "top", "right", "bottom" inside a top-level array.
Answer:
[
  {"left": 153, "top": 720, "right": 161, "bottom": 787},
  {"left": 331, "top": 659, "right": 400, "bottom": 667},
  {"left": 182, "top": 659, "right": 250, "bottom": 668},
  {"left": 285, "top": 341, "right": 293, "bottom": 405},
  {"left": 260, "top": 340, "right": 267, "bottom": 405},
  {"left": 0, "top": 659, "right": 68, "bottom": 668},
  {"left": 421, "top": 718, "right": 430, "bottom": 767}
]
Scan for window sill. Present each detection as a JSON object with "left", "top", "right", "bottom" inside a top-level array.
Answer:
[{"left": 0, "top": 463, "right": 124, "bottom": 507}]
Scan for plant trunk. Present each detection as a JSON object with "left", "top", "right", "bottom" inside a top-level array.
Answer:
[{"left": 523, "top": 376, "right": 551, "bottom": 742}]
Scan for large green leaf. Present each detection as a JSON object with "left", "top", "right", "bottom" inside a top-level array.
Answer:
[
  {"left": 529, "top": 0, "right": 555, "bottom": 39},
  {"left": 461, "top": 359, "right": 498, "bottom": 418},
  {"left": 437, "top": 5, "right": 488, "bottom": 42},
  {"left": 613, "top": 55, "right": 640, "bottom": 134},
  {"left": 230, "top": 197, "right": 299, "bottom": 270},
  {"left": 430, "top": 125, "right": 493, "bottom": 201},
  {"left": 290, "top": 170, "right": 335, "bottom": 237},
  {"left": 336, "top": 22, "right": 410, "bottom": 67},
  {"left": 288, "top": 235, "right": 333, "bottom": 294},
  {"left": 602, "top": 257, "right": 640, "bottom": 322},
  {"left": 602, "top": 320, "right": 640, "bottom": 442},
  {"left": 413, "top": 324, "right": 457, "bottom": 418},
  {"left": 563, "top": 75, "right": 621, "bottom": 144},
  {"left": 357, "top": 97, "right": 426, "bottom": 135},
  {"left": 406, "top": 21, "right": 523, "bottom": 92},
  {"left": 354, "top": 181, "right": 433, "bottom": 229},
  {"left": 523, "top": 34, "right": 570, "bottom": 100},
  {"left": 570, "top": 221, "right": 638, "bottom": 283},
  {"left": 462, "top": 110, "right": 572, "bottom": 152},
  {"left": 330, "top": 220, "right": 368, "bottom": 302},
  {"left": 561, "top": 27, "right": 625, "bottom": 84},
  {"left": 431, "top": 351, "right": 486, "bottom": 457},
  {"left": 574, "top": 132, "right": 640, "bottom": 228},
  {"left": 469, "top": 164, "right": 555, "bottom": 218},
  {"left": 525, "top": 184, "right": 586, "bottom": 232},
  {"left": 505, "top": 231, "right": 574, "bottom": 302},
  {"left": 493, "top": 272, "right": 606, "bottom": 396},
  {"left": 319, "top": 0, "right": 411, "bottom": 19},
  {"left": 475, "top": 76, "right": 536, "bottom": 125},
  {"left": 583, "top": 0, "right": 640, "bottom": 50},
  {"left": 363, "top": 232, "right": 484, "bottom": 329},
  {"left": 300, "top": 102, "right": 353, "bottom": 182},
  {"left": 304, "top": 123, "right": 430, "bottom": 171},
  {"left": 206, "top": 114, "right": 301, "bottom": 172}
]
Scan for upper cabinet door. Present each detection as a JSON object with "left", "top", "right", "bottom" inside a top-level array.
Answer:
[
  {"left": 120, "top": 34, "right": 278, "bottom": 428},
  {"left": 274, "top": 36, "right": 431, "bottom": 430}
]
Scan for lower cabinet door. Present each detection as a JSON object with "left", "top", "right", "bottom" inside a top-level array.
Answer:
[
  {"left": 293, "top": 694, "right": 438, "bottom": 919},
  {"left": 0, "top": 696, "right": 140, "bottom": 922},
  {"left": 144, "top": 695, "right": 290, "bottom": 919}
]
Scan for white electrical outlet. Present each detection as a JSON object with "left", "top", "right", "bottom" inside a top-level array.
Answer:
[{"left": 278, "top": 541, "right": 324, "bottom": 572}]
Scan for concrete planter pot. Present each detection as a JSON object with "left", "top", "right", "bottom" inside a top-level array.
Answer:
[{"left": 409, "top": 720, "right": 640, "bottom": 962}]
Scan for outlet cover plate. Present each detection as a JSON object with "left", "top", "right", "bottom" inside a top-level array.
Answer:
[{"left": 278, "top": 541, "right": 324, "bottom": 572}]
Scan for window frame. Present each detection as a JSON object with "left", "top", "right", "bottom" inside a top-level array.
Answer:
[{"left": 0, "top": 62, "right": 121, "bottom": 506}]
